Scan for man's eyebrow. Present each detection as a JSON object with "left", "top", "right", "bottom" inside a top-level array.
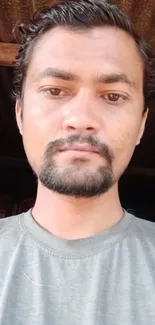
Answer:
[
  {"left": 36, "top": 68, "right": 137, "bottom": 89},
  {"left": 36, "top": 68, "right": 78, "bottom": 81},
  {"left": 95, "top": 73, "right": 137, "bottom": 89}
]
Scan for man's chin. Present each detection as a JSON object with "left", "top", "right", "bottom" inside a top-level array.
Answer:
[{"left": 39, "top": 167, "right": 113, "bottom": 197}]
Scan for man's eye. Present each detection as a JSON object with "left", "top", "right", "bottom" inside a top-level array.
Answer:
[
  {"left": 49, "top": 88, "right": 62, "bottom": 96},
  {"left": 42, "top": 88, "right": 68, "bottom": 97},
  {"left": 101, "top": 93, "right": 127, "bottom": 103},
  {"left": 107, "top": 93, "right": 121, "bottom": 101}
]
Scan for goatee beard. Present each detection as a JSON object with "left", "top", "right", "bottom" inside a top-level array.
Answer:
[{"left": 38, "top": 134, "right": 114, "bottom": 197}]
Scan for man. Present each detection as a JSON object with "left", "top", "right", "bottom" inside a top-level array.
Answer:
[{"left": 0, "top": 0, "right": 155, "bottom": 323}]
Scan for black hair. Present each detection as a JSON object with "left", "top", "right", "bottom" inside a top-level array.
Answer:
[{"left": 13, "top": 0, "right": 155, "bottom": 109}]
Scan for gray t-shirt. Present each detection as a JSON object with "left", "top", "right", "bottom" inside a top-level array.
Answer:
[{"left": 0, "top": 209, "right": 155, "bottom": 325}]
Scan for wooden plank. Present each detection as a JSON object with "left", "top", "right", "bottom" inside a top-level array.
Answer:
[{"left": 0, "top": 43, "right": 19, "bottom": 66}]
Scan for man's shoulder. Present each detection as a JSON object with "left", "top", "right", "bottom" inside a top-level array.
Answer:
[
  {"left": 0, "top": 212, "right": 25, "bottom": 245},
  {"left": 129, "top": 211, "right": 155, "bottom": 229},
  {"left": 126, "top": 210, "right": 155, "bottom": 242},
  {"left": 0, "top": 213, "right": 21, "bottom": 230}
]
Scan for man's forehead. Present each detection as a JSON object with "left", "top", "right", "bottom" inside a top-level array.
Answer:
[
  {"left": 28, "top": 25, "right": 143, "bottom": 85},
  {"left": 32, "top": 25, "right": 142, "bottom": 61}
]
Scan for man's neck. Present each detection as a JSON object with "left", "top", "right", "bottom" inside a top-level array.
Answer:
[{"left": 32, "top": 182, "right": 124, "bottom": 240}]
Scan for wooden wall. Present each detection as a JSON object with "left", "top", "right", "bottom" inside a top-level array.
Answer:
[{"left": 0, "top": 0, "right": 155, "bottom": 46}]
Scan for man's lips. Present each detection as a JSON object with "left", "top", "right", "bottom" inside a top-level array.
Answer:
[{"left": 59, "top": 144, "right": 99, "bottom": 153}]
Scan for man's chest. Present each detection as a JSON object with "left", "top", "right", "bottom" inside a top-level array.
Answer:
[{"left": 0, "top": 257, "right": 155, "bottom": 325}]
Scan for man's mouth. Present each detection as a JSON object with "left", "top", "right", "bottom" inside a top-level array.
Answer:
[{"left": 59, "top": 143, "right": 99, "bottom": 154}]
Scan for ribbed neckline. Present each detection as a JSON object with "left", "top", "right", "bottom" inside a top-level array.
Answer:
[{"left": 21, "top": 209, "right": 134, "bottom": 258}]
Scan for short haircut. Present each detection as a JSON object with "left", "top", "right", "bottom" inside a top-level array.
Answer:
[{"left": 13, "top": 0, "right": 155, "bottom": 110}]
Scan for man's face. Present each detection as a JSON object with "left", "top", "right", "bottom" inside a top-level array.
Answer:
[{"left": 16, "top": 26, "right": 147, "bottom": 197}]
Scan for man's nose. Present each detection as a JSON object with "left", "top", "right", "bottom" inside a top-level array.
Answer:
[{"left": 62, "top": 91, "right": 100, "bottom": 134}]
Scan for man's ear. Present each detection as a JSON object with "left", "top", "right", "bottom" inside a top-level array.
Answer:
[
  {"left": 136, "top": 108, "right": 149, "bottom": 146},
  {"left": 15, "top": 99, "right": 23, "bottom": 136}
]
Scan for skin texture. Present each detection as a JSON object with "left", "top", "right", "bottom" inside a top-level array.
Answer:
[{"left": 16, "top": 26, "right": 148, "bottom": 239}]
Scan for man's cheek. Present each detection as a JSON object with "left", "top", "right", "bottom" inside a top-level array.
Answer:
[{"left": 111, "top": 130, "right": 137, "bottom": 156}]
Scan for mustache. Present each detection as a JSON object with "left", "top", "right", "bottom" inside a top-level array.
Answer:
[{"left": 44, "top": 134, "right": 114, "bottom": 165}]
